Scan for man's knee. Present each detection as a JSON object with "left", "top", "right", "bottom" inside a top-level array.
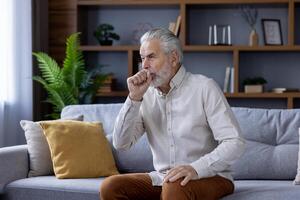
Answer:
[
  {"left": 162, "top": 179, "right": 190, "bottom": 200},
  {"left": 100, "top": 175, "right": 125, "bottom": 200},
  {"left": 162, "top": 178, "right": 214, "bottom": 200}
]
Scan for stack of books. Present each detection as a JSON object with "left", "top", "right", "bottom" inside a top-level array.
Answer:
[{"left": 97, "top": 74, "right": 116, "bottom": 94}]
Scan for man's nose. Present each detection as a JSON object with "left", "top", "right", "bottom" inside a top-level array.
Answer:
[{"left": 142, "top": 59, "right": 150, "bottom": 70}]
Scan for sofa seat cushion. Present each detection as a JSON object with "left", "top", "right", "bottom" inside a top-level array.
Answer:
[
  {"left": 4, "top": 176, "right": 104, "bottom": 200},
  {"left": 222, "top": 180, "right": 300, "bottom": 200},
  {"left": 5, "top": 178, "right": 300, "bottom": 200}
]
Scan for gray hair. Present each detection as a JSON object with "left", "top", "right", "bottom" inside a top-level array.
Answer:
[{"left": 140, "top": 28, "right": 183, "bottom": 65}]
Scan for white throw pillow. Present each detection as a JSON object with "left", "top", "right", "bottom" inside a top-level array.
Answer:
[
  {"left": 20, "top": 115, "right": 83, "bottom": 177},
  {"left": 294, "top": 128, "right": 300, "bottom": 185}
]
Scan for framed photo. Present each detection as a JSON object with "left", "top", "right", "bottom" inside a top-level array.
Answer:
[{"left": 261, "top": 19, "right": 283, "bottom": 45}]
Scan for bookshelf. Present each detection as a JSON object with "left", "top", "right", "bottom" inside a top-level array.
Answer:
[{"left": 49, "top": 0, "right": 300, "bottom": 109}]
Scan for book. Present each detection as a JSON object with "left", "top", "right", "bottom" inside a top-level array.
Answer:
[
  {"left": 230, "top": 67, "right": 234, "bottom": 93},
  {"left": 97, "top": 74, "right": 116, "bottom": 93},
  {"left": 103, "top": 74, "right": 114, "bottom": 84},
  {"left": 97, "top": 86, "right": 112, "bottom": 93},
  {"left": 174, "top": 15, "right": 181, "bottom": 37},
  {"left": 223, "top": 66, "right": 231, "bottom": 93}
]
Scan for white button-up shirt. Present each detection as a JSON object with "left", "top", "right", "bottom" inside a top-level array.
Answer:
[{"left": 113, "top": 66, "right": 245, "bottom": 186}]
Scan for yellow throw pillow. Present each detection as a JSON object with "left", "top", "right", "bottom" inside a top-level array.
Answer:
[{"left": 40, "top": 120, "right": 119, "bottom": 179}]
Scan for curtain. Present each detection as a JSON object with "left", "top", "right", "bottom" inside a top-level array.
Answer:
[{"left": 0, "top": 0, "right": 33, "bottom": 147}]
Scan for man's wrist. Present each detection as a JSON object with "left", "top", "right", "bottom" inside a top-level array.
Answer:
[{"left": 129, "top": 93, "right": 143, "bottom": 101}]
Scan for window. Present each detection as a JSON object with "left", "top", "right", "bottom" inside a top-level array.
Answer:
[{"left": 0, "top": 0, "right": 13, "bottom": 102}]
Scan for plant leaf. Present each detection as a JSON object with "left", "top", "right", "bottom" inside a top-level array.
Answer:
[
  {"left": 33, "top": 76, "right": 65, "bottom": 114},
  {"left": 33, "top": 52, "right": 63, "bottom": 88},
  {"left": 62, "top": 33, "right": 87, "bottom": 95}
]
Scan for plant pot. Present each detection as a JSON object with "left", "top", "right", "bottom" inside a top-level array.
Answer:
[
  {"left": 249, "top": 29, "right": 259, "bottom": 46},
  {"left": 99, "top": 40, "right": 113, "bottom": 46},
  {"left": 244, "top": 85, "right": 263, "bottom": 93}
]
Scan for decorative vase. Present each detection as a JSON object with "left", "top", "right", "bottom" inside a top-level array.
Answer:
[{"left": 249, "top": 29, "right": 259, "bottom": 46}]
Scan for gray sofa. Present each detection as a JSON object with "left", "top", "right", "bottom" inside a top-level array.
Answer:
[{"left": 1, "top": 103, "right": 300, "bottom": 200}]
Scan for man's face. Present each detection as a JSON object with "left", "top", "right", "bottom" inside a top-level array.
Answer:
[{"left": 140, "top": 39, "right": 173, "bottom": 87}]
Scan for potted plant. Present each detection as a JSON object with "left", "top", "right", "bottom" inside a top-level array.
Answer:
[
  {"left": 243, "top": 77, "right": 267, "bottom": 93},
  {"left": 33, "top": 33, "right": 107, "bottom": 119},
  {"left": 94, "top": 23, "right": 120, "bottom": 46}
]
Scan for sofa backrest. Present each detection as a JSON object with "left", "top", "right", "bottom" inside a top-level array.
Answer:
[
  {"left": 61, "top": 103, "right": 124, "bottom": 136},
  {"left": 61, "top": 104, "right": 300, "bottom": 180},
  {"left": 231, "top": 107, "right": 300, "bottom": 180}
]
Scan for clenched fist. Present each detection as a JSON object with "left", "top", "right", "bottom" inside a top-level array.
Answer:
[{"left": 127, "top": 69, "right": 152, "bottom": 101}]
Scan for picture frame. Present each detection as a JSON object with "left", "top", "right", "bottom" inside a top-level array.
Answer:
[{"left": 261, "top": 19, "right": 283, "bottom": 45}]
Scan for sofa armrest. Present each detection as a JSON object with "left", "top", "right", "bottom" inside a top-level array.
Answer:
[{"left": 0, "top": 145, "right": 28, "bottom": 193}]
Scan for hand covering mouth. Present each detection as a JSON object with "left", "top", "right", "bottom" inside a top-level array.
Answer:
[{"left": 150, "top": 73, "right": 156, "bottom": 79}]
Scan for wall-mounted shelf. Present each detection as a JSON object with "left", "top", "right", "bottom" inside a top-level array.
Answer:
[{"left": 48, "top": 0, "right": 300, "bottom": 108}]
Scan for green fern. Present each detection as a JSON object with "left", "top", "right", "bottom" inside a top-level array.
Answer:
[
  {"left": 33, "top": 32, "right": 104, "bottom": 119},
  {"left": 62, "top": 32, "right": 86, "bottom": 96}
]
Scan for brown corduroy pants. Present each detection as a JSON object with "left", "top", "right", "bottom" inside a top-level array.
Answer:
[{"left": 100, "top": 173, "right": 234, "bottom": 200}]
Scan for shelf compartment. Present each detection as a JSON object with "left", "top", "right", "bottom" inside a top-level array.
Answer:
[
  {"left": 239, "top": 51, "right": 300, "bottom": 92},
  {"left": 184, "top": 51, "right": 233, "bottom": 89},
  {"left": 77, "top": 5, "right": 180, "bottom": 45},
  {"left": 186, "top": 3, "right": 288, "bottom": 46},
  {"left": 83, "top": 52, "right": 129, "bottom": 91}
]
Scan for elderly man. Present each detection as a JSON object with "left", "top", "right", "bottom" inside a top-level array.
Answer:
[{"left": 100, "top": 28, "right": 245, "bottom": 200}]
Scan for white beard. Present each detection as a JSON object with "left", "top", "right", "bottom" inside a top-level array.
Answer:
[{"left": 150, "top": 64, "right": 172, "bottom": 88}]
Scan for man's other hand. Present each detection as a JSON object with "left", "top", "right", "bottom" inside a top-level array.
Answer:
[{"left": 163, "top": 165, "right": 198, "bottom": 186}]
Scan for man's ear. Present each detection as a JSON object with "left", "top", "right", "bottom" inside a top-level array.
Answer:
[{"left": 170, "top": 50, "right": 179, "bottom": 67}]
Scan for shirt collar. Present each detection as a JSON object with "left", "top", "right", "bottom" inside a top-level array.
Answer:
[
  {"left": 169, "top": 65, "right": 186, "bottom": 90},
  {"left": 155, "top": 65, "right": 186, "bottom": 97}
]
